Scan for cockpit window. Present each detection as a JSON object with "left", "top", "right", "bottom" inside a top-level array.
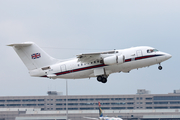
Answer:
[{"left": 147, "top": 49, "right": 159, "bottom": 53}]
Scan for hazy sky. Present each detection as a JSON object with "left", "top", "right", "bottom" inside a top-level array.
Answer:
[{"left": 0, "top": 0, "right": 179, "bottom": 96}]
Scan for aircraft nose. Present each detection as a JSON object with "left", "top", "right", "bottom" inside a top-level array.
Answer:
[{"left": 165, "top": 53, "right": 172, "bottom": 60}]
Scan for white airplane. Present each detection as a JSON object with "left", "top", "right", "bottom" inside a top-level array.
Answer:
[
  {"left": 84, "top": 102, "right": 123, "bottom": 120},
  {"left": 7, "top": 42, "right": 171, "bottom": 83}
]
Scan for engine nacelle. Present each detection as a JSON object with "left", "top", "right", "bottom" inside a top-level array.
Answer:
[{"left": 104, "top": 55, "right": 124, "bottom": 65}]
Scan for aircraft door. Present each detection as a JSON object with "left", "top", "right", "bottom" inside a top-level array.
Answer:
[
  {"left": 137, "top": 50, "right": 143, "bottom": 57},
  {"left": 60, "top": 64, "right": 66, "bottom": 72}
]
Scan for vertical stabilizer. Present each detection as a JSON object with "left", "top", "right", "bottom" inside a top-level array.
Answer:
[
  {"left": 7, "top": 42, "right": 58, "bottom": 70},
  {"left": 98, "top": 102, "right": 103, "bottom": 117}
]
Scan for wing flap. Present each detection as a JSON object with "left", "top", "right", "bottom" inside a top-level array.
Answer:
[
  {"left": 77, "top": 50, "right": 115, "bottom": 58},
  {"left": 77, "top": 50, "right": 116, "bottom": 62}
]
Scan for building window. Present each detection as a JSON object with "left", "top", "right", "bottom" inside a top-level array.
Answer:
[
  {"left": 7, "top": 104, "right": 21, "bottom": 106},
  {"left": 79, "top": 98, "right": 94, "bottom": 101},
  {"left": 22, "top": 104, "right": 36, "bottom": 106},
  {"left": 170, "top": 102, "right": 180, "bottom": 104},
  {"left": 95, "top": 98, "right": 110, "bottom": 101},
  {"left": 7, "top": 100, "right": 21, "bottom": 102},
  {"left": 38, "top": 99, "right": 44, "bottom": 101},
  {"left": 154, "top": 96, "right": 180, "bottom": 100},
  {"left": 96, "top": 103, "right": 110, "bottom": 105},
  {"left": 146, "top": 98, "right": 152, "bottom": 100},
  {"left": 0, "top": 104, "right": 5, "bottom": 106},
  {"left": 127, "top": 107, "right": 134, "bottom": 109},
  {"left": 127, "top": 98, "right": 134, "bottom": 100},
  {"left": 136, "top": 98, "right": 139, "bottom": 100},
  {"left": 0, "top": 100, "right": 5, "bottom": 102},
  {"left": 111, "top": 102, "right": 126, "bottom": 105},
  {"left": 170, "top": 106, "right": 180, "bottom": 109},
  {"left": 101, "top": 107, "right": 110, "bottom": 110},
  {"left": 22, "top": 99, "right": 36, "bottom": 102},
  {"left": 146, "top": 102, "right": 152, "bottom": 104},
  {"left": 56, "top": 108, "right": 63, "bottom": 110},
  {"left": 68, "top": 99, "right": 78, "bottom": 101},
  {"left": 68, "top": 103, "right": 78, "bottom": 105},
  {"left": 146, "top": 107, "right": 152, "bottom": 109},
  {"left": 111, "top": 107, "right": 126, "bottom": 109},
  {"left": 80, "top": 108, "right": 94, "bottom": 110},
  {"left": 127, "top": 102, "right": 134, "bottom": 105},
  {"left": 38, "top": 104, "right": 44, "bottom": 106},
  {"left": 80, "top": 103, "right": 93, "bottom": 105},
  {"left": 154, "top": 102, "right": 168, "bottom": 104},
  {"left": 56, "top": 103, "right": 63, "bottom": 106},
  {"left": 115, "top": 98, "right": 123, "bottom": 100},
  {"left": 68, "top": 108, "right": 78, "bottom": 110},
  {"left": 154, "top": 107, "right": 168, "bottom": 109},
  {"left": 56, "top": 99, "right": 63, "bottom": 101}
]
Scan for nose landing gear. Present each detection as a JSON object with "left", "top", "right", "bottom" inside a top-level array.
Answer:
[
  {"left": 97, "top": 75, "right": 107, "bottom": 83},
  {"left": 158, "top": 63, "right": 163, "bottom": 70}
]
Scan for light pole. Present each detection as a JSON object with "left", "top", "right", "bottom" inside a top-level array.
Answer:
[{"left": 66, "top": 80, "right": 68, "bottom": 120}]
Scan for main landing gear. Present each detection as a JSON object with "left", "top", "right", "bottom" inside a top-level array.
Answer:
[
  {"left": 97, "top": 75, "right": 107, "bottom": 83},
  {"left": 158, "top": 63, "right": 163, "bottom": 70}
]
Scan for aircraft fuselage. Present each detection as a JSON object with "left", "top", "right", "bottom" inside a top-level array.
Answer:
[{"left": 29, "top": 46, "right": 171, "bottom": 82}]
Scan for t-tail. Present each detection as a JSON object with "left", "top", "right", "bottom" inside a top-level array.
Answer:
[
  {"left": 7, "top": 42, "right": 58, "bottom": 70},
  {"left": 98, "top": 102, "right": 103, "bottom": 117}
]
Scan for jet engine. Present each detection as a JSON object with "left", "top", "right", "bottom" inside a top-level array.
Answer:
[{"left": 103, "top": 55, "right": 125, "bottom": 65}]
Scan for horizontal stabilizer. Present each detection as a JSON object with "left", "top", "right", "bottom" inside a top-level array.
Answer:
[{"left": 7, "top": 42, "right": 33, "bottom": 47}]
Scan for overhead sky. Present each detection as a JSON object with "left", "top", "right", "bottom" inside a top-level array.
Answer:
[{"left": 0, "top": 0, "right": 179, "bottom": 96}]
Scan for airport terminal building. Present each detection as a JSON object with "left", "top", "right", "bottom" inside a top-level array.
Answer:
[{"left": 1, "top": 89, "right": 180, "bottom": 120}]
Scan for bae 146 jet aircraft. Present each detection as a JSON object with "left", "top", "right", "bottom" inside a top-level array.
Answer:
[
  {"left": 84, "top": 102, "right": 123, "bottom": 120},
  {"left": 7, "top": 42, "right": 171, "bottom": 83}
]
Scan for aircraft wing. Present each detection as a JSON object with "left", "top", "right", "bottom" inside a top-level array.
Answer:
[
  {"left": 83, "top": 117, "right": 99, "bottom": 120},
  {"left": 76, "top": 50, "right": 116, "bottom": 62}
]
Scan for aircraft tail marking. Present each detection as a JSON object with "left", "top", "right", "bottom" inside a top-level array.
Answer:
[{"left": 98, "top": 102, "right": 103, "bottom": 117}]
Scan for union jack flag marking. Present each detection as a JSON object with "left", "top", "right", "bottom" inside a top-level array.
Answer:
[{"left": 31, "top": 53, "right": 41, "bottom": 59}]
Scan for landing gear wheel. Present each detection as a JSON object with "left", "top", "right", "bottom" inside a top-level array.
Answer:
[
  {"left": 158, "top": 66, "right": 162, "bottom": 70},
  {"left": 102, "top": 78, "right": 107, "bottom": 83},
  {"left": 97, "top": 76, "right": 103, "bottom": 82}
]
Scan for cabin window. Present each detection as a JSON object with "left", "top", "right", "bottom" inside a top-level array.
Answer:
[
  {"left": 94, "top": 61, "right": 96, "bottom": 63},
  {"left": 97, "top": 60, "right": 99, "bottom": 63},
  {"left": 78, "top": 64, "right": 79, "bottom": 66},
  {"left": 81, "top": 64, "right": 83, "bottom": 66},
  {"left": 91, "top": 62, "right": 93, "bottom": 64}
]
